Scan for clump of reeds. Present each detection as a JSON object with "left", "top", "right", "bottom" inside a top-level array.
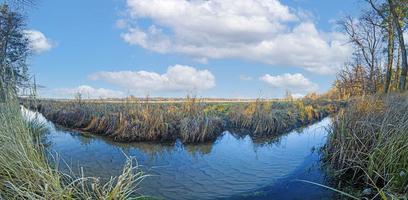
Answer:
[
  {"left": 323, "top": 93, "right": 408, "bottom": 198},
  {"left": 0, "top": 101, "right": 148, "bottom": 199},
  {"left": 179, "top": 98, "right": 224, "bottom": 143},
  {"left": 227, "top": 99, "right": 338, "bottom": 137}
]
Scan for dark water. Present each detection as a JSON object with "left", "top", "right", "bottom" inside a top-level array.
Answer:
[{"left": 22, "top": 107, "right": 334, "bottom": 200}]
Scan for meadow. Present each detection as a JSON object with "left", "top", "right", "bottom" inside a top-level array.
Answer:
[{"left": 21, "top": 97, "right": 343, "bottom": 143}]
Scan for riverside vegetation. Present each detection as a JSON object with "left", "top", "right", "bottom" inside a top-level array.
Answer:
[
  {"left": 21, "top": 97, "right": 343, "bottom": 144},
  {"left": 320, "top": 0, "right": 408, "bottom": 198},
  {"left": 0, "top": 97, "right": 150, "bottom": 199},
  {"left": 322, "top": 93, "right": 408, "bottom": 199}
]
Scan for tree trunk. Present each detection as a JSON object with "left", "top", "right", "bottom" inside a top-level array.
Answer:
[
  {"left": 384, "top": 16, "right": 394, "bottom": 93},
  {"left": 388, "top": 0, "right": 408, "bottom": 91},
  {"left": 395, "top": 46, "right": 401, "bottom": 89}
]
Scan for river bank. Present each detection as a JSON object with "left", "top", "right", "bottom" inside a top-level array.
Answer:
[
  {"left": 22, "top": 98, "right": 343, "bottom": 144},
  {"left": 322, "top": 93, "right": 408, "bottom": 199}
]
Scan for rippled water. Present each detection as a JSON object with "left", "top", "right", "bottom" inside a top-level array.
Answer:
[{"left": 22, "top": 107, "right": 334, "bottom": 200}]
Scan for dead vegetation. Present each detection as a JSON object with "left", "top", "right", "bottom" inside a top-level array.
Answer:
[{"left": 22, "top": 97, "right": 342, "bottom": 144}]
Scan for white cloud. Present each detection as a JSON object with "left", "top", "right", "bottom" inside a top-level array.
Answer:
[
  {"left": 260, "top": 73, "right": 318, "bottom": 92},
  {"left": 121, "top": 0, "right": 351, "bottom": 74},
  {"left": 89, "top": 65, "right": 216, "bottom": 92},
  {"left": 52, "top": 85, "right": 125, "bottom": 99},
  {"left": 24, "top": 30, "right": 54, "bottom": 53}
]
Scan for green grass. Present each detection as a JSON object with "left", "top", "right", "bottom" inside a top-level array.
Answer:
[
  {"left": 322, "top": 93, "right": 408, "bottom": 199},
  {"left": 21, "top": 97, "right": 343, "bottom": 143},
  {"left": 0, "top": 100, "right": 150, "bottom": 199}
]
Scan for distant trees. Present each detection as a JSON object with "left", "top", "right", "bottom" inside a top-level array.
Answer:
[
  {"left": 0, "top": 3, "right": 30, "bottom": 101},
  {"left": 335, "top": 0, "right": 407, "bottom": 98}
]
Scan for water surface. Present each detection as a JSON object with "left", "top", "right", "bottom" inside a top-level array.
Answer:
[{"left": 23, "top": 107, "right": 334, "bottom": 200}]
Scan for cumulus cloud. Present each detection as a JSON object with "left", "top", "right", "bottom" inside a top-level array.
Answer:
[
  {"left": 24, "top": 30, "right": 54, "bottom": 53},
  {"left": 53, "top": 85, "right": 125, "bottom": 99},
  {"left": 120, "top": 0, "right": 351, "bottom": 74},
  {"left": 260, "top": 73, "right": 318, "bottom": 92},
  {"left": 89, "top": 65, "right": 216, "bottom": 92}
]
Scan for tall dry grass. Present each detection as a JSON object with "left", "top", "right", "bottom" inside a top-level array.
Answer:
[
  {"left": 0, "top": 100, "right": 149, "bottom": 199},
  {"left": 27, "top": 97, "right": 225, "bottom": 143},
  {"left": 22, "top": 97, "right": 341, "bottom": 143},
  {"left": 323, "top": 93, "right": 408, "bottom": 198},
  {"left": 227, "top": 99, "right": 340, "bottom": 137}
]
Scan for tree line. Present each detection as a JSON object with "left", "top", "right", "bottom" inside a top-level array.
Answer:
[{"left": 335, "top": 0, "right": 408, "bottom": 99}]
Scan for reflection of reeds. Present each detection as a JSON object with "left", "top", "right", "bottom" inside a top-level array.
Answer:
[
  {"left": 23, "top": 97, "right": 342, "bottom": 144},
  {"left": 0, "top": 101, "right": 149, "bottom": 199},
  {"left": 323, "top": 93, "right": 408, "bottom": 198}
]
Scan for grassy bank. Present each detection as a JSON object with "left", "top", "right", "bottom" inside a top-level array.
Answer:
[
  {"left": 322, "top": 93, "right": 408, "bottom": 199},
  {"left": 0, "top": 100, "right": 149, "bottom": 199},
  {"left": 22, "top": 97, "right": 343, "bottom": 143}
]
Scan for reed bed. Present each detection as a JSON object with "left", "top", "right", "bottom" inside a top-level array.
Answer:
[
  {"left": 227, "top": 99, "right": 339, "bottom": 137},
  {"left": 323, "top": 93, "right": 408, "bottom": 199},
  {"left": 22, "top": 97, "right": 342, "bottom": 143},
  {"left": 0, "top": 100, "right": 149, "bottom": 199}
]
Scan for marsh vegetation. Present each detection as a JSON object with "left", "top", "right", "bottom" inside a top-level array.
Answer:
[
  {"left": 22, "top": 97, "right": 343, "bottom": 144},
  {"left": 323, "top": 93, "right": 408, "bottom": 199}
]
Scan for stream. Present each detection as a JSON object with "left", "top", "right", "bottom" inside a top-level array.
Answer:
[{"left": 22, "top": 107, "right": 334, "bottom": 200}]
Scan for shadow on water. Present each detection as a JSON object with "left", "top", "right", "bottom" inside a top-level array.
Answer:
[
  {"left": 223, "top": 152, "right": 334, "bottom": 200},
  {"left": 22, "top": 107, "right": 335, "bottom": 200}
]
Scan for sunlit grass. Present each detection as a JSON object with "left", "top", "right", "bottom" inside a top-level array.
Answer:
[{"left": 22, "top": 97, "right": 342, "bottom": 143}]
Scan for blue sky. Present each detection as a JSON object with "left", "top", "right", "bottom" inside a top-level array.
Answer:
[{"left": 22, "top": 0, "right": 361, "bottom": 99}]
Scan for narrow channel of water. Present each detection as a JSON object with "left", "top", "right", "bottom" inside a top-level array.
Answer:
[{"left": 22, "top": 107, "right": 334, "bottom": 200}]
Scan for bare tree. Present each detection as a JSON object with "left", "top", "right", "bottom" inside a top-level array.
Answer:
[
  {"left": 384, "top": 15, "right": 395, "bottom": 93},
  {"left": 366, "top": 0, "right": 395, "bottom": 93},
  {"left": 340, "top": 13, "right": 384, "bottom": 94},
  {"left": 345, "top": 0, "right": 408, "bottom": 94}
]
